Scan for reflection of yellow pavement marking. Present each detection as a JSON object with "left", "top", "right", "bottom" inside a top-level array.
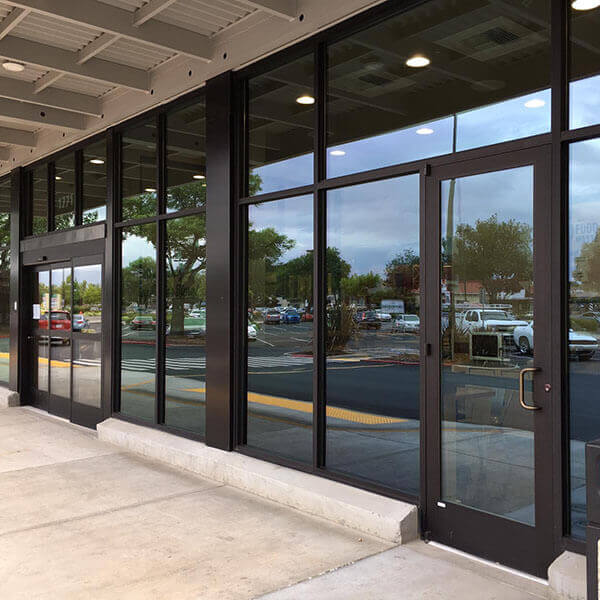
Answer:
[{"left": 121, "top": 377, "right": 155, "bottom": 390}]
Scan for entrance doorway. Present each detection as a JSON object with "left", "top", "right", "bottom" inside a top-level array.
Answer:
[
  {"left": 25, "top": 255, "right": 104, "bottom": 428},
  {"left": 423, "top": 147, "right": 554, "bottom": 577}
]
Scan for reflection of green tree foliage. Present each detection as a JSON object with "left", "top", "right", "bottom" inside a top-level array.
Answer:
[
  {"left": 73, "top": 280, "right": 102, "bottom": 311},
  {"left": 574, "top": 229, "right": 600, "bottom": 295},
  {"left": 83, "top": 210, "right": 99, "bottom": 225},
  {"left": 341, "top": 272, "right": 381, "bottom": 307},
  {"left": 122, "top": 256, "right": 156, "bottom": 310},
  {"left": 450, "top": 215, "right": 532, "bottom": 304}
]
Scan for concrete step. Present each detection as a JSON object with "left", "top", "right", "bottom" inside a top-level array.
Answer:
[{"left": 97, "top": 417, "right": 418, "bottom": 544}]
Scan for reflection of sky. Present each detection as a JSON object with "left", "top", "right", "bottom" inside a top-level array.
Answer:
[
  {"left": 250, "top": 88, "right": 552, "bottom": 187},
  {"left": 570, "top": 138, "right": 600, "bottom": 280},
  {"left": 570, "top": 75, "right": 600, "bottom": 130},
  {"left": 122, "top": 234, "right": 156, "bottom": 268},
  {"left": 249, "top": 195, "right": 313, "bottom": 262},
  {"left": 74, "top": 265, "right": 102, "bottom": 286},
  {"left": 327, "top": 174, "right": 419, "bottom": 276},
  {"left": 441, "top": 166, "right": 533, "bottom": 237}
]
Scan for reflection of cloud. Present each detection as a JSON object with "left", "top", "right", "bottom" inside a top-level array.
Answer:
[
  {"left": 328, "top": 175, "right": 419, "bottom": 276},
  {"left": 249, "top": 195, "right": 313, "bottom": 262},
  {"left": 122, "top": 234, "right": 156, "bottom": 268}
]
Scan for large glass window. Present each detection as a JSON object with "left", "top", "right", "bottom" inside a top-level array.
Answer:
[
  {"left": 568, "top": 138, "right": 600, "bottom": 539},
  {"left": 54, "top": 153, "right": 75, "bottom": 230},
  {"left": 164, "top": 215, "right": 207, "bottom": 435},
  {"left": 246, "top": 195, "right": 314, "bottom": 464},
  {"left": 327, "top": 0, "right": 551, "bottom": 178},
  {"left": 325, "top": 176, "right": 420, "bottom": 493},
  {"left": 31, "top": 165, "right": 48, "bottom": 235},
  {"left": 121, "top": 120, "right": 157, "bottom": 220},
  {"left": 248, "top": 54, "right": 314, "bottom": 196},
  {"left": 83, "top": 140, "right": 107, "bottom": 223},
  {"left": 0, "top": 177, "right": 9, "bottom": 386},
  {"left": 120, "top": 226, "right": 157, "bottom": 420},
  {"left": 166, "top": 98, "right": 206, "bottom": 212},
  {"left": 569, "top": 1, "right": 600, "bottom": 129}
]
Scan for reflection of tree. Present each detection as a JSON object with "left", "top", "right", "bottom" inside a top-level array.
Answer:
[
  {"left": 574, "top": 229, "right": 600, "bottom": 294},
  {"left": 74, "top": 280, "right": 102, "bottom": 310},
  {"left": 341, "top": 272, "right": 381, "bottom": 307},
  {"left": 0, "top": 213, "right": 8, "bottom": 333},
  {"left": 449, "top": 215, "right": 532, "bottom": 304},
  {"left": 122, "top": 257, "right": 156, "bottom": 309}
]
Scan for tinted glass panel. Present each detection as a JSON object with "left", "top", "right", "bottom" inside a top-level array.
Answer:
[
  {"left": 570, "top": 2, "right": 600, "bottom": 129},
  {"left": 50, "top": 343, "right": 71, "bottom": 399},
  {"left": 568, "top": 139, "right": 600, "bottom": 538},
  {"left": 83, "top": 140, "right": 107, "bottom": 223},
  {"left": 0, "top": 178, "right": 9, "bottom": 386},
  {"left": 36, "top": 336, "right": 48, "bottom": 393},
  {"left": 120, "top": 227, "right": 156, "bottom": 420},
  {"left": 32, "top": 165, "right": 48, "bottom": 235},
  {"left": 73, "top": 338, "right": 101, "bottom": 408},
  {"left": 54, "top": 154, "right": 75, "bottom": 230},
  {"left": 50, "top": 267, "right": 72, "bottom": 324},
  {"left": 327, "top": 0, "right": 550, "bottom": 178},
  {"left": 325, "top": 176, "right": 420, "bottom": 493},
  {"left": 164, "top": 215, "right": 207, "bottom": 435},
  {"left": 166, "top": 99, "right": 206, "bottom": 212},
  {"left": 73, "top": 264, "right": 102, "bottom": 333},
  {"left": 246, "top": 195, "right": 314, "bottom": 463},
  {"left": 248, "top": 54, "right": 314, "bottom": 195},
  {"left": 441, "top": 166, "right": 535, "bottom": 525},
  {"left": 121, "top": 121, "right": 157, "bottom": 220}
]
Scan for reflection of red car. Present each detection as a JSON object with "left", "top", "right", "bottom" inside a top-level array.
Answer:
[
  {"left": 301, "top": 309, "right": 313, "bottom": 322},
  {"left": 39, "top": 311, "right": 72, "bottom": 331},
  {"left": 131, "top": 315, "right": 156, "bottom": 330}
]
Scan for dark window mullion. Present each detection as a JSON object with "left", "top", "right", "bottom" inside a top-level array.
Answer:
[
  {"left": 156, "top": 219, "right": 166, "bottom": 425},
  {"left": 158, "top": 112, "right": 166, "bottom": 215},
  {"left": 75, "top": 149, "right": 83, "bottom": 227},
  {"left": 48, "top": 162, "right": 55, "bottom": 232}
]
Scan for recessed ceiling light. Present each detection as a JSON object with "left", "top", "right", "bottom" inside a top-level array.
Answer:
[
  {"left": 55, "top": 176, "right": 62, "bottom": 180},
  {"left": 296, "top": 95, "right": 315, "bottom": 105},
  {"left": 193, "top": 174, "right": 205, "bottom": 180},
  {"left": 330, "top": 150, "right": 346, "bottom": 156},
  {"left": 416, "top": 127, "right": 434, "bottom": 135},
  {"left": 145, "top": 187, "right": 157, "bottom": 193},
  {"left": 2, "top": 61, "right": 25, "bottom": 73},
  {"left": 572, "top": 0, "right": 600, "bottom": 10},
  {"left": 406, "top": 54, "right": 430, "bottom": 68},
  {"left": 89, "top": 158, "right": 104, "bottom": 165},
  {"left": 524, "top": 98, "right": 546, "bottom": 109}
]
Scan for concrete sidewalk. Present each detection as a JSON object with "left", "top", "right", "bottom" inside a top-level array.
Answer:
[{"left": 0, "top": 407, "right": 547, "bottom": 599}]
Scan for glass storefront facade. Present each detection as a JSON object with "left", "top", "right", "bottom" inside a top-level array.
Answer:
[{"left": 3, "top": 0, "right": 600, "bottom": 575}]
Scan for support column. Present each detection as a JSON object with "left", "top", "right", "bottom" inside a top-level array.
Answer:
[{"left": 205, "top": 71, "right": 235, "bottom": 450}]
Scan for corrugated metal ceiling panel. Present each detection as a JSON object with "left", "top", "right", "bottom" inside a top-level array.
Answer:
[
  {"left": 11, "top": 12, "right": 98, "bottom": 53},
  {"left": 53, "top": 75, "right": 114, "bottom": 98},
  {"left": 97, "top": 37, "right": 176, "bottom": 70}
]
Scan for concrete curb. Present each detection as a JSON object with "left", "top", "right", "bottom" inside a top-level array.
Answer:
[
  {"left": 97, "top": 417, "right": 418, "bottom": 544},
  {"left": 0, "top": 389, "right": 19, "bottom": 408},
  {"left": 548, "top": 551, "right": 586, "bottom": 600}
]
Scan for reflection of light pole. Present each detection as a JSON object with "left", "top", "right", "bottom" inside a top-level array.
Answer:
[{"left": 446, "top": 114, "right": 457, "bottom": 360}]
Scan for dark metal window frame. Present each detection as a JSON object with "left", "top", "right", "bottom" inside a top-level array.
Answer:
[
  {"left": 22, "top": 130, "right": 110, "bottom": 237},
  {"left": 0, "top": 174, "right": 10, "bottom": 389},
  {"left": 234, "top": 0, "right": 591, "bottom": 556},
  {"left": 112, "top": 87, "right": 207, "bottom": 442}
]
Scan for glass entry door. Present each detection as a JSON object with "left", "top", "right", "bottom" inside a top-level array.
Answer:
[
  {"left": 26, "top": 256, "right": 104, "bottom": 428},
  {"left": 424, "top": 147, "right": 554, "bottom": 577}
]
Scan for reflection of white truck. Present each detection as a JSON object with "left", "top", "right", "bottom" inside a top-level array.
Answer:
[
  {"left": 459, "top": 309, "right": 527, "bottom": 334},
  {"left": 381, "top": 299, "right": 405, "bottom": 316}
]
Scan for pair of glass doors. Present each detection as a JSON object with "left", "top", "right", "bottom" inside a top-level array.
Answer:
[
  {"left": 25, "top": 255, "right": 103, "bottom": 429},
  {"left": 422, "top": 146, "right": 554, "bottom": 576}
]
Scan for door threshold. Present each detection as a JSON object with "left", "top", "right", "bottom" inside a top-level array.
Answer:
[
  {"left": 427, "top": 541, "right": 549, "bottom": 586},
  {"left": 21, "top": 406, "right": 91, "bottom": 433}
]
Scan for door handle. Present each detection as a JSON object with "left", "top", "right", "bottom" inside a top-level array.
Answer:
[{"left": 519, "top": 367, "right": 541, "bottom": 411}]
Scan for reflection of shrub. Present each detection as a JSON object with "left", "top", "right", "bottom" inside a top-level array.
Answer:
[
  {"left": 571, "top": 317, "right": 599, "bottom": 333},
  {"left": 327, "top": 302, "right": 357, "bottom": 353}
]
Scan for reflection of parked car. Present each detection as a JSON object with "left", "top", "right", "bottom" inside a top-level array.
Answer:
[
  {"left": 39, "top": 310, "right": 71, "bottom": 331},
  {"left": 354, "top": 311, "right": 381, "bottom": 330},
  {"left": 301, "top": 308, "right": 313, "bottom": 322},
  {"left": 281, "top": 308, "right": 301, "bottom": 323},
  {"left": 513, "top": 321, "right": 599, "bottom": 360},
  {"left": 392, "top": 314, "right": 420, "bottom": 333},
  {"left": 376, "top": 310, "right": 392, "bottom": 322},
  {"left": 264, "top": 310, "right": 281, "bottom": 324},
  {"left": 248, "top": 324, "right": 257, "bottom": 341},
  {"left": 131, "top": 315, "right": 156, "bottom": 330},
  {"left": 460, "top": 309, "right": 527, "bottom": 333},
  {"left": 72, "top": 314, "right": 89, "bottom": 331},
  {"left": 188, "top": 308, "right": 205, "bottom": 318}
]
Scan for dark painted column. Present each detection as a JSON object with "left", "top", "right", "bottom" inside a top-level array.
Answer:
[
  {"left": 9, "top": 167, "right": 23, "bottom": 394},
  {"left": 205, "top": 71, "right": 235, "bottom": 450}
]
